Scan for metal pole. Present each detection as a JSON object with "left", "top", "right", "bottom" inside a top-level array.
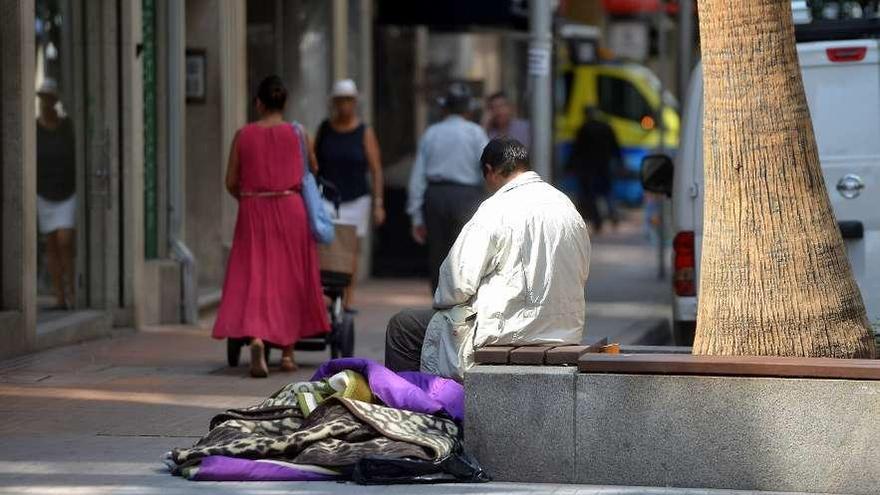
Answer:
[
  {"left": 167, "top": 0, "right": 198, "bottom": 324},
  {"left": 333, "top": 0, "right": 349, "bottom": 81},
  {"left": 360, "top": 0, "right": 374, "bottom": 126},
  {"left": 414, "top": 26, "right": 428, "bottom": 138},
  {"left": 656, "top": 1, "right": 667, "bottom": 280},
  {"left": 677, "top": 0, "right": 694, "bottom": 102},
  {"left": 528, "top": 0, "right": 553, "bottom": 181}
]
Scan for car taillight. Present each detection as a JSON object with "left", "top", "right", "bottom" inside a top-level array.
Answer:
[
  {"left": 826, "top": 46, "right": 867, "bottom": 63},
  {"left": 673, "top": 231, "right": 696, "bottom": 297}
]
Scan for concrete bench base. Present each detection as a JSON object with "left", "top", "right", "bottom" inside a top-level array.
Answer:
[{"left": 465, "top": 366, "right": 880, "bottom": 494}]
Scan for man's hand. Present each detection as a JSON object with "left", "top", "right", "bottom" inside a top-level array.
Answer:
[{"left": 412, "top": 224, "right": 427, "bottom": 245}]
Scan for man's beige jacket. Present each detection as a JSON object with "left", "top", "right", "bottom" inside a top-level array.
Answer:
[{"left": 420, "top": 171, "right": 591, "bottom": 380}]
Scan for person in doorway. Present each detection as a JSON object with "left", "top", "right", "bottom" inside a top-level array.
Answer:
[
  {"left": 36, "top": 78, "right": 77, "bottom": 310},
  {"left": 407, "top": 82, "right": 489, "bottom": 293},
  {"left": 314, "top": 79, "right": 385, "bottom": 312},
  {"left": 568, "top": 106, "right": 622, "bottom": 233},
  {"left": 386, "top": 137, "right": 591, "bottom": 376},
  {"left": 214, "top": 75, "right": 330, "bottom": 378},
  {"left": 484, "top": 91, "right": 530, "bottom": 148}
]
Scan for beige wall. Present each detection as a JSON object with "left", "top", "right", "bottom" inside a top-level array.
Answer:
[
  {"left": 0, "top": 0, "right": 37, "bottom": 357},
  {"left": 184, "top": 0, "right": 227, "bottom": 289},
  {"left": 218, "top": 0, "right": 247, "bottom": 250},
  {"left": 121, "top": 0, "right": 144, "bottom": 326}
]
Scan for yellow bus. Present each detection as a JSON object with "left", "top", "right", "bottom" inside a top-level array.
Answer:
[{"left": 556, "top": 61, "right": 680, "bottom": 205}]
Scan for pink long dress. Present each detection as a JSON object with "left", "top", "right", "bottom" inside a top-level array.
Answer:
[{"left": 213, "top": 123, "right": 330, "bottom": 346}]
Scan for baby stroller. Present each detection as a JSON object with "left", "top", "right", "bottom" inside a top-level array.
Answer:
[{"left": 226, "top": 179, "right": 356, "bottom": 367}]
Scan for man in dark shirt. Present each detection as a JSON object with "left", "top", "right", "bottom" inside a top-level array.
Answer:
[{"left": 568, "top": 106, "right": 622, "bottom": 233}]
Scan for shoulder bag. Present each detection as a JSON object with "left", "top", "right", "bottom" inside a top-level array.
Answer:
[{"left": 291, "top": 122, "right": 335, "bottom": 245}]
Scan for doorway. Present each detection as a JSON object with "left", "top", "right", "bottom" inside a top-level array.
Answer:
[{"left": 34, "top": 0, "right": 120, "bottom": 340}]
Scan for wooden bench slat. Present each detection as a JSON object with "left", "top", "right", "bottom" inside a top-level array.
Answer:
[
  {"left": 509, "top": 346, "right": 557, "bottom": 365},
  {"left": 544, "top": 346, "right": 589, "bottom": 365},
  {"left": 544, "top": 338, "right": 610, "bottom": 365},
  {"left": 473, "top": 346, "right": 516, "bottom": 364},
  {"left": 577, "top": 353, "right": 880, "bottom": 380}
]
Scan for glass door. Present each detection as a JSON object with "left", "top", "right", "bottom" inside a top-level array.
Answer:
[
  {"left": 35, "top": 0, "right": 78, "bottom": 317},
  {"left": 35, "top": 0, "right": 119, "bottom": 328}
]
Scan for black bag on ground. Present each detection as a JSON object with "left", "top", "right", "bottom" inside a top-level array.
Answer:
[{"left": 351, "top": 444, "right": 491, "bottom": 485}]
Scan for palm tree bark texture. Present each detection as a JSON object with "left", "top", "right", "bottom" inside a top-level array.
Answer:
[{"left": 693, "top": 0, "right": 875, "bottom": 358}]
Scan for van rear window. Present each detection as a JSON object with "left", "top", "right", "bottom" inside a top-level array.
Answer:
[
  {"left": 803, "top": 1, "right": 880, "bottom": 22},
  {"left": 803, "top": 62, "right": 880, "bottom": 156}
]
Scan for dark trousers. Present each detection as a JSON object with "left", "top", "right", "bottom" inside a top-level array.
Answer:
[
  {"left": 424, "top": 183, "right": 484, "bottom": 292},
  {"left": 384, "top": 308, "right": 436, "bottom": 372}
]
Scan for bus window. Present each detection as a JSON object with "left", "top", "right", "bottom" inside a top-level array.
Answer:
[
  {"left": 597, "top": 74, "right": 652, "bottom": 123},
  {"left": 556, "top": 70, "right": 574, "bottom": 114}
]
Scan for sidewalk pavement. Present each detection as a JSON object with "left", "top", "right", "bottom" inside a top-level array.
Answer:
[
  {"left": 0, "top": 211, "right": 693, "bottom": 494},
  {"left": 585, "top": 212, "right": 672, "bottom": 345}
]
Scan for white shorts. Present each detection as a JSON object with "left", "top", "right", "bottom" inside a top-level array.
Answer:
[
  {"left": 323, "top": 194, "right": 371, "bottom": 238},
  {"left": 37, "top": 194, "right": 76, "bottom": 234}
]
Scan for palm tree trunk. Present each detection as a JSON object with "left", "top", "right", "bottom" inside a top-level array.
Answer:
[{"left": 693, "top": 0, "right": 875, "bottom": 358}]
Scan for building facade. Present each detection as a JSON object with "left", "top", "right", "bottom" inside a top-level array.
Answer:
[{"left": 1, "top": 0, "right": 372, "bottom": 359}]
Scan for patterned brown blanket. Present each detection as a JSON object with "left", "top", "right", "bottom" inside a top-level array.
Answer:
[{"left": 171, "top": 396, "right": 459, "bottom": 472}]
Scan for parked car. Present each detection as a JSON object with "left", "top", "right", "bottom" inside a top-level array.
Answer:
[{"left": 643, "top": 37, "right": 880, "bottom": 345}]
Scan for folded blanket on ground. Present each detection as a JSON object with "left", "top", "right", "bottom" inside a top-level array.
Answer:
[
  {"left": 311, "top": 358, "right": 464, "bottom": 422},
  {"left": 166, "top": 358, "right": 486, "bottom": 484},
  {"left": 288, "top": 369, "right": 373, "bottom": 416}
]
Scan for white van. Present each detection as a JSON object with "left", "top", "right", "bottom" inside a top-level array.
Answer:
[{"left": 643, "top": 38, "right": 880, "bottom": 345}]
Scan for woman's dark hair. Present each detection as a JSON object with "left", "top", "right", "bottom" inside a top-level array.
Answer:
[{"left": 256, "top": 75, "right": 287, "bottom": 111}]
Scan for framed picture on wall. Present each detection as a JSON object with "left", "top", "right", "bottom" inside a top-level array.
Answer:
[{"left": 185, "top": 49, "right": 206, "bottom": 103}]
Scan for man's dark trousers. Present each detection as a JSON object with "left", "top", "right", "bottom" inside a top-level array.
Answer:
[
  {"left": 424, "top": 182, "right": 484, "bottom": 292},
  {"left": 385, "top": 308, "right": 436, "bottom": 372}
]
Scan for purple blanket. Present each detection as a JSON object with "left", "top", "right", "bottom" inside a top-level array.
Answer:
[
  {"left": 311, "top": 358, "right": 464, "bottom": 422},
  {"left": 190, "top": 456, "right": 339, "bottom": 482}
]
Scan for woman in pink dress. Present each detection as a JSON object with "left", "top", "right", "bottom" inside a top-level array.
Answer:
[{"left": 213, "top": 75, "right": 329, "bottom": 378}]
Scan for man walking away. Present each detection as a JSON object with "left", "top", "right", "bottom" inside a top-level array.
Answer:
[
  {"left": 568, "top": 106, "right": 622, "bottom": 233},
  {"left": 407, "top": 82, "right": 489, "bottom": 292},
  {"left": 387, "top": 137, "right": 591, "bottom": 378}
]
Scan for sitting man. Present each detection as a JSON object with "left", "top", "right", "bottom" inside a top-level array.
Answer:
[{"left": 385, "top": 137, "right": 591, "bottom": 379}]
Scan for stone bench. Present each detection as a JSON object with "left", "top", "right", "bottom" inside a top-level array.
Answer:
[{"left": 464, "top": 352, "right": 880, "bottom": 494}]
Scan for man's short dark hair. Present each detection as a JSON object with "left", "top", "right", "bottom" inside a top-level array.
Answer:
[
  {"left": 480, "top": 137, "right": 530, "bottom": 177},
  {"left": 487, "top": 91, "right": 508, "bottom": 104},
  {"left": 442, "top": 82, "right": 472, "bottom": 114}
]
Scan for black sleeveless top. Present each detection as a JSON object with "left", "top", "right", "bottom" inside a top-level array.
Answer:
[
  {"left": 37, "top": 118, "right": 76, "bottom": 201},
  {"left": 315, "top": 120, "right": 370, "bottom": 202}
]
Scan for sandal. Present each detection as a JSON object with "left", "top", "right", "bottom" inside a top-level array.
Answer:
[
  {"left": 280, "top": 356, "right": 299, "bottom": 372},
  {"left": 249, "top": 341, "right": 269, "bottom": 378}
]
